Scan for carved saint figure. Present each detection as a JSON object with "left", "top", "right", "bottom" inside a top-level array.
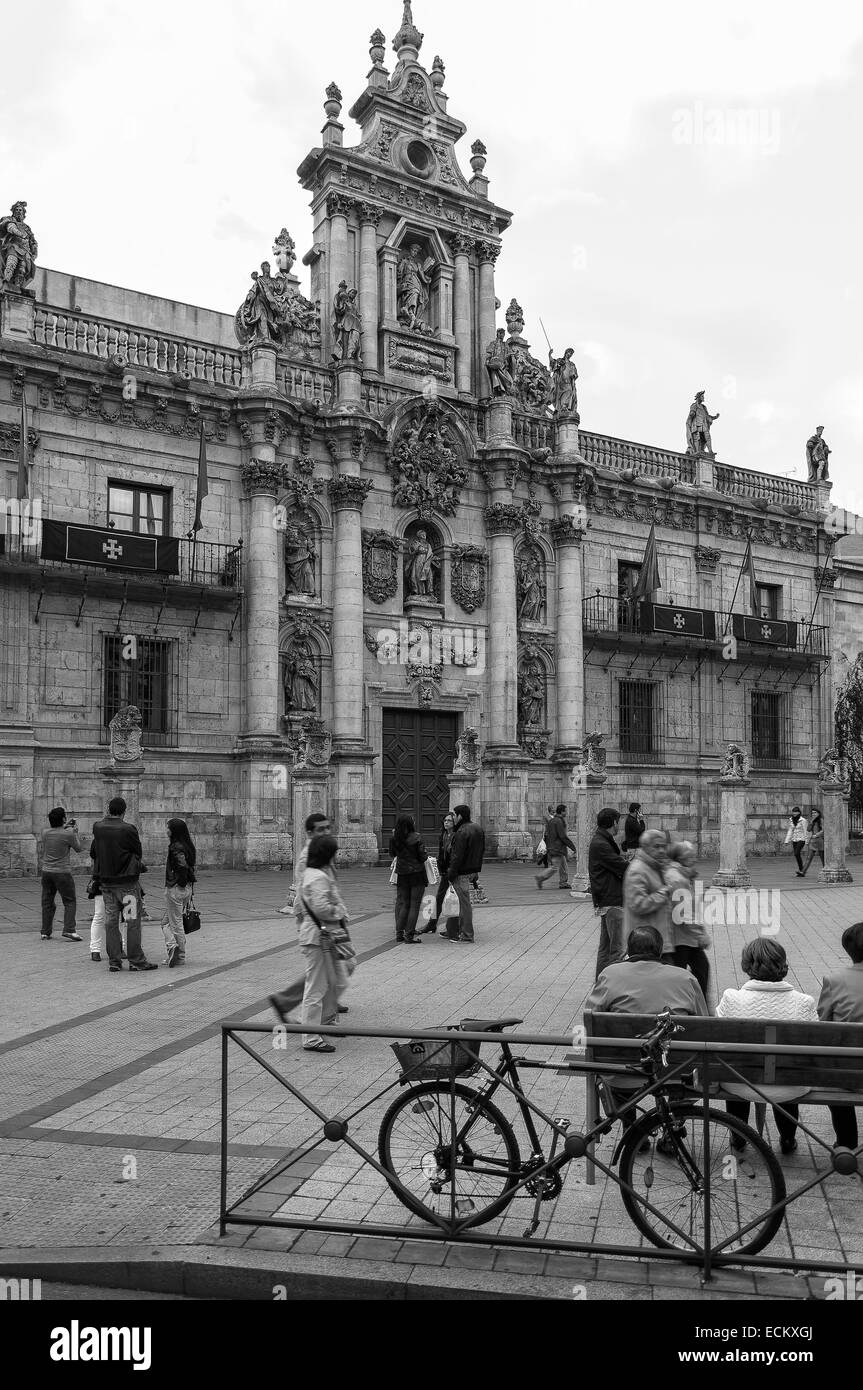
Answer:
[
  {"left": 236, "top": 262, "right": 281, "bottom": 346},
  {"left": 284, "top": 525, "right": 316, "bottom": 597},
  {"left": 806, "top": 426, "right": 831, "bottom": 483},
  {"left": 331, "top": 281, "right": 363, "bottom": 362},
  {"left": 517, "top": 550, "right": 546, "bottom": 623},
  {"left": 397, "top": 243, "right": 434, "bottom": 332},
  {"left": 549, "top": 347, "right": 578, "bottom": 416},
  {"left": 485, "top": 329, "right": 514, "bottom": 397},
  {"left": 518, "top": 666, "right": 545, "bottom": 728},
  {"left": 285, "top": 647, "right": 318, "bottom": 713},
  {"left": 108, "top": 705, "right": 144, "bottom": 764},
  {"left": 0, "top": 201, "right": 38, "bottom": 293},
  {"left": 686, "top": 391, "right": 719, "bottom": 457},
  {"left": 404, "top": 529, "right": 439, "bottom": 599}
]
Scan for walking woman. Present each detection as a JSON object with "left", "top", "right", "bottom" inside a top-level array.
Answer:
[
  {"left": 389, "top": 814, "right": 429, "bottom": 944},
  {"left": 161, "top": 817, "right": 196, "bottom": 968},
  {"left": 800, "top": 809, "right": 824, "bottom": 877},
  {"left": 784, "top": 805, "right": 808, "bottom": 876}
]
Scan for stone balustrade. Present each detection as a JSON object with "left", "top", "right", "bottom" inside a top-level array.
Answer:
[
  {"left": 33, "top": 307, "right": 243, "bottom": 387},
  {"left": 714, "top": 464, "right": 817, "bottom": 510},
  {"left": 278, "top": 362, "right": 334, "bottom": 406},
  {"left": 579, "top": 429, "right": 697, "bottom": 483},
  {"left": 361, "top": 379, "right": 410, "bottom": 414}
]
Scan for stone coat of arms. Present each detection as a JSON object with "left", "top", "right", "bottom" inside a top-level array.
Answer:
[
  {"left": 109, "top": 705, "right": 144, "bottom": 764},
  {"left": 450, "top": 545, "right": 487, "bottom": 614},
  {"left": 362, "top": 530, "right": 400, "bottom": 604}
]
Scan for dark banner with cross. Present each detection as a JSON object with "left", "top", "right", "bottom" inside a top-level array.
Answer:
[
  {"left": 731, "top": 613, "right": 798, "bottom": 648},
  {"left": 640, "top": 603, "right": 717, "bottom": 639},
  {"left": 41, "top": 520, "right": 180, "bottom": 574}
]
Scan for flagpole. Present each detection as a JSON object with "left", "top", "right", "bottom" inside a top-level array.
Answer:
[
  {"left": 723, "top": 528, "right": 753, "bottom": 636},
  {"left": 802, "top": 535, "right": 836, "bottom": 655}
]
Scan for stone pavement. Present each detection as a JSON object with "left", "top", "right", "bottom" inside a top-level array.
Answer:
[{"left": 1, "top": 860, "right": 862, "bottom": 1301}]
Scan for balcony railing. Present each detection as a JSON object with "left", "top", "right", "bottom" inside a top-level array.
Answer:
[
  {"left": 584, "top": 595, "right": 828, "bottom": 656},
  {"left": 714, "top": 464, "right": 817, "bottom": 511},
  {"left": 579, "top": 430, "right": 697, "bottom": 483},
  {"left": 33, "top": 307, "right": 244, "bottom": 388},
  {"left": 0, "top": 521, "right": 243, "bottom": 590}
]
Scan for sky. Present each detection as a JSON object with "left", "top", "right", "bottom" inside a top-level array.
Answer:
[{"left": 3, "top": 0, "right": 862, "bottom": 504}]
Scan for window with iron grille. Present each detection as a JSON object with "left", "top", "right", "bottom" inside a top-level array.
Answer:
[
  {"left": 107, "top": 482, "right": 171, "bottom": 537},
  {"left": 102, "top": 635, "right": 177, "bottom": 747},
  {"left": 619, "top": 680, "right": 664, "bottom": 764},
  {"left": 750, "top": 690, "right": 790, "bottom": 770},
  {"left": 755, "top": 584, "right": 781, "bottom": 620}
]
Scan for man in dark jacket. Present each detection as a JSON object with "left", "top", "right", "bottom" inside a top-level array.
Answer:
[
  {"left": 589, "top": 808, "right": 627, "bottom": 978},
  {"left": 535, "top": 804, "right": 576, "bottom": 889},
  {"left": 90, "top": 797, "right": 157, "bottom": 973},
  {"left": 447, "top": 805, "right": 485, "bottom": 943}
]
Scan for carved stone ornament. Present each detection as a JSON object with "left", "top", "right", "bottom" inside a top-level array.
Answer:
[
  {"left": 402, "top": 72, "right": 431, "bottom": 111},
  {"left": 283, "top": 632, "right": 319, "bottom": 715},
  {"left": 516, "top": 546, "right": 546, "bottom": 624},
  {"left": 720, "top": 742, "right": 750, "bottom": 781},
  {"left": 450, "top": 545, "right": 487, "bottom": 614},
  {"left": 815, "top": 565, "right": 838, "bottom": 590},
  {"left": 503, "top": 299, "right": 552, "bottom": 413},
  {"left": 549, "top": 515, "right": 585, "bottom": 548},
  {"left": 391, "top": 401, "right": 468, "bottom": 519},
  {"left": 580, "top": 731, "right": 607, "bottom": 775},
  {"left": 108, "top": 705, "right": 144, "bottom": 765},
  {"left": 234, "top": 241, "right": 321, "bottom": 359},
  {"left": 695, "top": 546, "right": 721, "bottom": 573},
  {"left": 818, "top": 746, "right": 850, "bottom": 789},
  {"left": 328, "top": 476, "right": 374, "bottom": 512},
  {"left": 0, "top": 201, "right": 38, "bottom": 294},
  {"left": 362, "top": 529, "right": 400, "bottom": 604},
  {"left": 452, "top": 726, "right": 481, "bottom": 775},
  {"left": 484, "top": 502, "right": 522, "bottom": 536},
  {"left": 242, "top": 458, "right": 284, "bottom": 496},
  {"left": 291, "top": 716, "right": 332, "bottom": 771}
]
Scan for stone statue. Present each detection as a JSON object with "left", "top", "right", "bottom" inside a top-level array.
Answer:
[
  {"left": 485, "top": 329, "right": 514, "bottom": 397},
  {"left": 818, "top": 746, "right": 847, "bottom": 786},
  {"left": 284, "top": 524, "right": 316, "bottom": 597},
  {"left": 502, "top": 299, "right": 552, "bottom": 412},
  {"left": 404, "top": 529, "right": 440, "bottom": 599},
  {"left": 397, "top": 244, "right": 434, "bottom": 332},
  {"left": 285, "top": 646, "right": 318, "bottom": 713},
  {"left": 452, "top": 726, "right": 481, "bottom": 775},
  {"left": 686, "top": 391, "right": 719, "bottom": 457},
  {"left": 518, "top": 665, "right": 545, "bottom": 728},
  {"left": 720, "top": 743, "right": 750, "bottom": 780},
  {"left": 108, "top": 705, "right": 144, "bottom": 764},
  {"left": 331, "top": 281, "right": 363, "bottom": 362},
  {"left": 517, "top": 549, "right": 546, "bottom": 623},
  {"left": 272, "top": 228, "right": 296, "bottom": 275},
  {"left": 0, "top": 201, "right": 38, "bottom": 294},
  {"left": 391, "top": 401, "right": 468, "bottom": 519},
  {"left": 806, "top": 426, "right": 831, "bottom": 483},
  {"left": 234, "top": 237, "right": 321, "bottom": 356},
  {"left": 549, "top": 347, "right": 578, "bottom": 416},
  {"left": 235, "top": 262, "right": 282, "bottom": 346}
]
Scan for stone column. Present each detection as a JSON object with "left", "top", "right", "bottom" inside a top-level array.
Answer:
[
  {"left": 358, "top": 205, "right": 381, "bottom": 375},
  {"left": 99, "top": 762, "right": 145, "bottom": 831},
  {"left": 712, "top": 775, "right": 752, "bottom": 887},
  {"left": 551, "top": 516, "right": 585, "bottom": 760},
  {"left": 241, "top": 456, "right": 283, "bottom": 738},
  {"left": 476, "top": 241, "right": 499, "bottom": 399},
  {"left": 288, "top": 720, "right": 333, "bottom": 900},
  {"left": 327, "top": 194, "right": 352, "bottom": 359},
  {"left": 820, "top": 778, "right": 853, "bottom": 883},
  {"left": 451, "top": 235, "right": 473, "bottom": 395},
  {"left": 380, "top": 247, "right": 399, "bottom": 329},
  {"left": 248, "top": 344, "right": 276, "bottom": 390},
  {"left": 569, "top": 761, "right": 608, "bottom": 898}
]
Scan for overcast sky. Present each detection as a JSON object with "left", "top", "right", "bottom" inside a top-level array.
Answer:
[{"left": 3, "top": 0, "right": 861, "bottom": 503}]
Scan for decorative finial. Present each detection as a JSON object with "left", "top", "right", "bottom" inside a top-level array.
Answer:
[
  {"left": 369, "top": 28, "right": 386, "bottom": 64},
  {"left": 471, "top": 140, "right": 488, "bottom": 173},
  {"left": 324, "top": 82, "right": 343, "bottom": 119},
  {"left": 431, "top": 54, "right": 445, "bottom": 90},
  {"left": 393, "top": 0, "right": 423, "bottom": 57}
]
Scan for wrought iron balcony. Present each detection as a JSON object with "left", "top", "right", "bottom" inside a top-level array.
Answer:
[
  {"left": 0, "top": 518, "right": 243, "bottom": 591},
  {"left": 583, "top": 594, "right": 828, "bottom": 659}
]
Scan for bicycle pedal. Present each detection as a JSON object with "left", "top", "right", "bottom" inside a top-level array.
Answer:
[
  {"left": 553, "top": 1116, "right": 571, "bottom": 1131},
  {"left": 455, "top": 1199, "right": 476, "bottom": 1216},
  {"left": 523, "top": 1221, "right": 540, "bottom": 1239}
]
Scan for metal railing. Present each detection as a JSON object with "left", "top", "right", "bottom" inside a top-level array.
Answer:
[
  {"left": 583, "top": 595, "right": 828, "bottom": 657},
  {"left": 218, "top": 1019, "right": 863, "bottom": 1280},
  {"left": 33, "top": 307, "right": 243, "bottom": 387},
  {"left": 715, "top": 611, "right": 829, "bottom": 657},
  {"left": 715, "top": 464, "right": 818, "bottom": 510},
  {"left": 0, "top": 519, "right": 242, "bottom": 590}
]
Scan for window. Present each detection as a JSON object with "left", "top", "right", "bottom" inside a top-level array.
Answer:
[
  {"left": 755, "top": 584, "right": 781, "bottom": 620},
  {"left": 107, "top": 483, "right": 170, "bottom": 537},
  {"left": 102, "top": 635, "right": 176, "bottom": 747},
  {"left": 750, "top": 690, "right": 789, "bottom": 770},
  {"left": 617, "top": 561, "right": 643, "bottom": 632},
  {"left": 619, "top": 680, "right": 663, "bottom": 764}
]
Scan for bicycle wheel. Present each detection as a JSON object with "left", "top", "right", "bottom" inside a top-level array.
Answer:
[
  {"left": 618, "top": 1104, "right": 785, "bottom": 1256},
  {"left": 378, "top": 1080, "right": 522, "bottom": 1229}
]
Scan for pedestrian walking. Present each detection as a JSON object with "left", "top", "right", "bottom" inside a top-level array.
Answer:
[
  {"left": 666, "top": 840, "right": 710, "bottom": 998},
  {"left": 40, "top": 808, "right": 83, "bottom": 942},
  {"left": 89, "top": 797, "right": 157, "bottom": 973},
  {"left": 534, "top": 804, "right": 575, "bottom": 890},
  {"left": 279, "top": 812, "right": 330, "bottom": 915},
  {"left": 588, "top": 808, "right": 627, "bottom": 979},
  {"left": 800, "top": 809, "right": 824, "bottom": 877},
  {"left": 622, "top": 828, "right": 674, "bottom": 959},
  {"left": 784, "top": 805, "right": 808, "bottom": 876},
  {"left": 622, "top": 802, "right": 646, "bottom": 853},
  {"left": 389, "top": 815, "right": 429, "bottom": 944},
  {"left": 446, "top": 805, "right": 485, "bottom": 943},
  {"left": 269, "top": 833, "right": 351, "bottom": 1053},
  {"left": 161, "top": 818, "right": 196, "bottom": 968}
]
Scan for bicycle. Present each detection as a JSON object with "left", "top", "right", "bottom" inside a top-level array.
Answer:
[{"left": 378, "top": 1011, "right": 786, "bottom": 1255}]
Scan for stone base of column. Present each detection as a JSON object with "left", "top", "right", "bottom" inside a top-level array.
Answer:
[
  {"left": 819, "top": 867, "right": 853, "bottom": 884},
  {"left": 334, "top": 360, "right": 362, "bottom": 407},
  {"left": 554, "top": 418, "right": 580, "bottom": 456},
  {"left": 819, "top": 781, "right": 853, "bottom": 883},
  {"left": 233, "top": 738, "right": 292, "bottom": 869},
  {"left": 711, "top": 778, "right": 751, "bottom": 889},
  {"left": 447, "top": 772, "right": 479, "bottom": 818},
  {"left": 245, "top": 344, "right": 277, "bottom": 389},
  {"left": 0, "top": 289, "right": 35, "bottom": 341},
  {"left": 100, "top": 762, "right": 145, "bottom": 829},
  {"left": 330, "top": 746, "right": 378, "bottom": 865},
  {"left": 711, "top": 869, "right": 753, "bottom": 888},
  {"left": 481, "top": 751, "right": 533, "bottom": 859},
  {"left": 487, "top": 400, "right": 513, "bottom": 444},
  {"left": 569, "top": 771, "right": 608, "bottom": 897},
  {"left": 288, "top": 770, "right": 331, "bottom": 894}
]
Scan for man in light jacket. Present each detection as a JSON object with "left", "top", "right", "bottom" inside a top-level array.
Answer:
[{"left": 623, "top": 829, "right": 673, "bottom": 958}]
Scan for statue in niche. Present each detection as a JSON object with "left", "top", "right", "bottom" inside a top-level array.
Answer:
[
  {"left": 806, "top": 426, "right": 831, "bottom": 483},
  {"left": 108, "top": 705, "right": 144, "bottom": 765},
  {"left": 331, "top": 281, "right": 363, "bottom": 362},
  {"left": 284, "top": 522, "right": 316, "bottom": 597},
  {"left": 518, "top": 661, "right": 545, "bottom": 729},
  {"left": 284, "top": 640, "right": 319, "bottom": 714},
  {"left": 0, "top": 201, "right": 38, "bottom": 294},
  {"left": 517, "top": 549, "right": 546, "bottom": 624},
  {"left": 549, "top": 347, "right": 578, "bottom": 417},
  {"left": 686, "top": 390, "right": 719, "bottom": 457},
  {"left": 391, "top": 400, "right": 468, "bottom": 519},
  {"left": 397, "top": 243, "right": 434, "bottom": 333},
  {"left": 404, "top": 528, "right": 441, "bottom": 600},
  {"left": 485, "top": 329, "right": 515, "bottom": 398}
]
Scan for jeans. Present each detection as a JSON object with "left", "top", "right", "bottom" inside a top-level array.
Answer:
[
  {"left": 395, "top": 875, "right": 426, "bottom": 940},
  {"left": 272, "top": 942, "right": 346, "bottom": 1047},
  {"left": 673, "top": 944, "right": 710, "bottom": 997},
  {"left": 537, "top": 853, "right": 569, "bottom": 887},
  {"left": 100, "top": 880, "right": 147, "bottom": 967},
  {"left": 41, "top": 872, "right": 77, "bottom": 935},
  {"left": 161, "top": 884, "right": 191, "bottom": 961},
  {"left": 829, "top": 1105, "right": 859, "bottom": 1149},
  {"left": 726, "top": 1098, "right": 799, "bottom": 1145},
  {"left": 791, "top": 842, "right": 805, "bottom": 872},
  {"left": 90, "top": 896, "right": 126, "bottom": 954},
  {"left": 801, "top": 847, "right": 824, "bottom": 876},
  {"left": 452, "top": 875, "right": 474, "bottom": 941},
  {"left": 595, "top": 906, "right": 626, "bottom": 978}
]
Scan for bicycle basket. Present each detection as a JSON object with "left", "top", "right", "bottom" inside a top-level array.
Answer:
[{"left": 391, "top": 1028, "right": 482, "bottom": 1084}]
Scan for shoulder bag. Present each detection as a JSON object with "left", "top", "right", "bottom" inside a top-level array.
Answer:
[{"left": 182, "top": 892, "right": 202, "bottom": 934}]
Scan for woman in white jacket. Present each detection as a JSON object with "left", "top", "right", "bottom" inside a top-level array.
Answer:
[
  {"left": 717, "top": 938, "right": 817, "bottom": 1154},
  {"left": 784, "top": 806, "right": 808, "bottom": 876}
]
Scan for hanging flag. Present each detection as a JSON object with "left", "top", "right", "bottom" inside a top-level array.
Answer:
[
  {"left": 192, "top": 422, "right": 209, "bottom": 534},
  {"left": 633, "top": 523, "right": 661, "bottom": 601},
  {"left": 16, "top": 392, "right": 29, "bottom": 501},
  {"left": 41, "top": 520, "right": 180, "bottom": 575},
  {"left": 742, "top": 538, "right": 759, "bottom": 615},
  {"left": 146, "top": 491, "right": 157, "bottom": 535}
]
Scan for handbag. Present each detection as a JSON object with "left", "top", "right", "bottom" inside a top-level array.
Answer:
[
  {"left": 441, "top": 884, "right": 459, "bottom": 918},
  {"left": 304, "top": 899, "right": 357, "bottom": 972},
  {"left": 388, "top": 857, "right": 398, "bottom": 886},
  {"left": 86, "top": 877, "right": 101, "bottom": 900},
  {"left": 182, "top": 892, "right": 201, "bottom": 934},
  {"left": 424, "top": 858, "right": 440, "bottom": 885},
  {"left": 536, "top": 837, "right": 547, "bottom": 861}
]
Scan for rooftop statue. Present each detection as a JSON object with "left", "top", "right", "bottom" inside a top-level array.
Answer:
[
  {"left": 686, "top": 390, "right": 719, "bottom": 457},
  {"left": 0, "top": 201, "right": 38, "bottom": 294},
  {"left": 806, "top": 426, "right": 831, "bottom": 483},
  {"left": 549, "top": 347, "right": 578, "bottom": 417},
  {"left": 234, "top": 234, "right": 321, "bottom": 358},
  {"left": 485, "top": 329, "right": 514, "bottom": 397}
]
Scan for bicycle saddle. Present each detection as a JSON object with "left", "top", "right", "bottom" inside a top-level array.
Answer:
[{"left": 460, "top": 1017, "right": 523, "bottom": 1033}]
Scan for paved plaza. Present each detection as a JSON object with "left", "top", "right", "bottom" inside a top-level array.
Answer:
[{"left": 1, "top": 860, "right": 862, "bottom": 1301}]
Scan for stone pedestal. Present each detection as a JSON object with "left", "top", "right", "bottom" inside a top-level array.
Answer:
[
  {"left": 487, "top": 400, "right": 513, "bottom": 444},
  {"left": 695, "top": 456, "right": 715, "bottom": 488},
  {"left": 99, "top": 762, "right": 145, "bottom": 829},
  {"left": 330, "top": 749, "right": 378, "bottom": 864},
  {"left": 712, "top": 778, "right": 752, "bottom": 887},
  {"left": 447, "top": 770, "right": 479, "bottom": 819},
  {"left": 569, "top": 766, "right": 608, "bottom": 897},
  {"left": 291, "top": 768, "right": 331, "bottom": 876},
  {"left": 555, "top": 419, "right": 580, "bottom": 456},
  {"left": 819, "top": 781, "right": 853, "bottom": 883},
  {"left": 233, "top": 741, "right": 291, "bottom": 868},
  {"left": 334, "top": 360, "right": 362, "bottom": 407},
  {"left": 0, "top": 290, "right": 35, "bottom": 341},
  {"left": 248, "top": 344, "right": 277, "bottom": 389},
  {"left": 481, "top": 752, "right": 533, "bottom": 859}
]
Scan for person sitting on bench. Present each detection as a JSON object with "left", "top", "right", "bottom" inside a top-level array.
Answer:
[{"left": 818, "top": 921, "right": 863, "bottom": 1151}]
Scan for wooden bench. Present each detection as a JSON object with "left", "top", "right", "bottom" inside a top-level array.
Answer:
[{"left": 579, "top": 1012, "right": 863, "bottom": 1184}]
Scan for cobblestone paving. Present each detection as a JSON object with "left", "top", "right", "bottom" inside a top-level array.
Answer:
[{"left": 1, "top": 862, "right": 861, "bottom": 1297}]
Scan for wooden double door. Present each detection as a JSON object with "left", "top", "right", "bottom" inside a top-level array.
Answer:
[{"left": 382, "top": 710, "right": 458, "bottom": 845}]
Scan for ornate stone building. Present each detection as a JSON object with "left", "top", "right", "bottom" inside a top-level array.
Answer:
[{"left": 0, "top": 4, "right": 852, "bottom": 872}]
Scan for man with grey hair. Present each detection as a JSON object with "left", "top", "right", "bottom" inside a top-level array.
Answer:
[{"left": 623, "top": 828, "right": 674, "bottom": 959}]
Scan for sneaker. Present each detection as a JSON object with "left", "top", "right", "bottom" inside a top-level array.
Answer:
[
  {"left": 167, "top": 945, "right": 180, "bottom": 969},
  {"left": 780, "top": 1138, "right": 798, "bottom": 1155},
  {"left": 303, "top": 1041, "right": 336, "bottom": 1054},
  {"left": 278, "top": 906, "right": 294, "bottom": 916},
  {"left": 558, "top": 885, "right": 571, "bottom": 891},
  {"left": 91, "top": 952, "right": 102, "bottom": 962},
  {"left": 109, "top": 964, "right": 122, "bottom": 972},
  {"left": 456, "top": 935, "right": 474, "bottom": 944},
  {"left": 62, "top": 932, "right": 82, "bottom": 941},
  {"left": 337, "top": 1005, "right": 349, "bottom": 1014},
  {"left": 128, "top": 962, "right": 158, "bottom": 972},
  {"left": 40, "top": 934, "right": 51, "bottom": 941}
]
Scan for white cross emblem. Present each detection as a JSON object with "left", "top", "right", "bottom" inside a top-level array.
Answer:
[
  {"left": 673, "top": 613, "right": 685, "bottom": 629},
  {"left": 103, "top": 539, "right": 123, "bottom": 560},
  {"left": 761, "top": 624, "right": 773, "bottom": 639}
]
